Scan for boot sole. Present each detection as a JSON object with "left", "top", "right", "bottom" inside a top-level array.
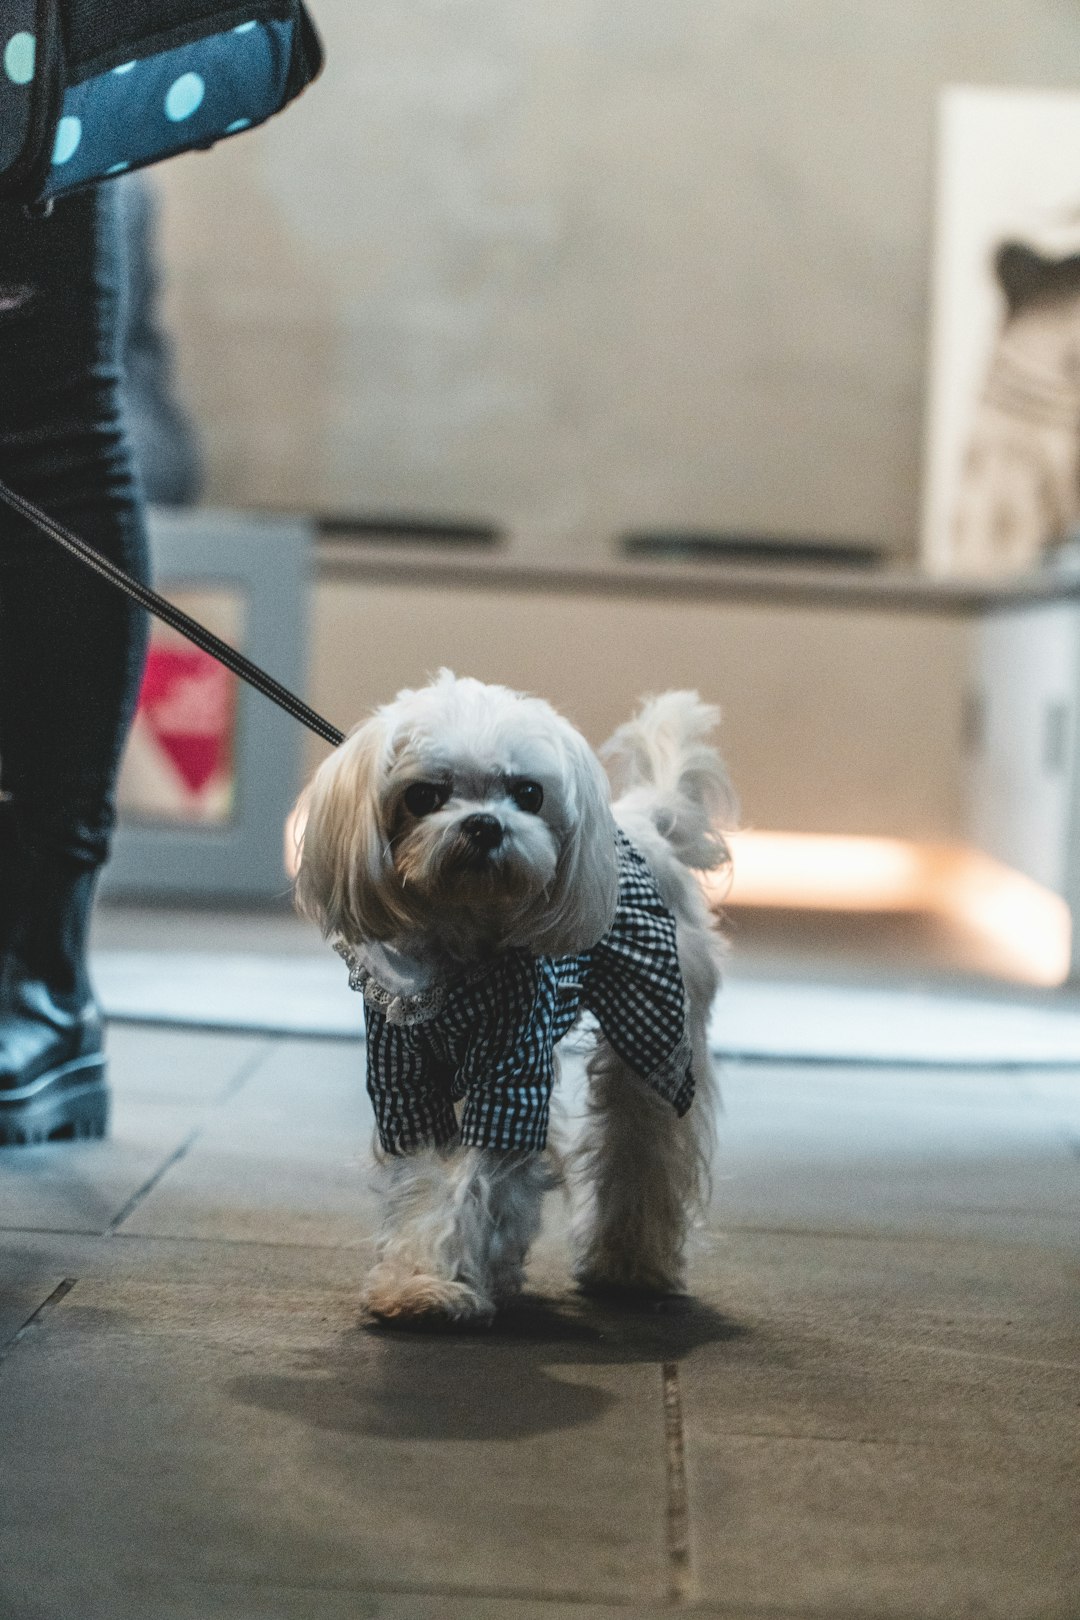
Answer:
[{"left": 0, "top": 1056, "right": 108, "bottom": 1147}]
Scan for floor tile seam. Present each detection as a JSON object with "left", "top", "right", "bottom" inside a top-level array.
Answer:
[
  {"left": 0, "top": 1222, "right": 107, "bottom": 1237},
  {"left": 0, "top": 1277, "right": 76, "bottom": 1368},
  {"left": 880, "top": 1340, "right": 1080, "bottom": 1374},
  {"left": 942, "top": 1202, "right": 1080, "bottom": 1217},
  {"left": 105, "top": 1014, "right": 361, "bottom": 1045},
  {"left": 688, "top": 1428, "right": 969, "bottom": 1449},
  {"left": 662, "top": 1360, "right": 695, "bottom": 1605},
  {"left": 0, "top": 1223, "right": 372, "bottom": 1253},
  {"left": 711, "top": 1221, "right": 1080, "bottom": 1250},
  {"left": 159, "top": 1574, "right": 860, "bottom": 1619},
  {"left": 690, "top": 1340, "right": 1080, "bottom": 1381},
  {"left": 718, "top": 1054, "right": 1080, "bottom": 1074},
  {"left": 104, "top": 1127, "right": 206, "bottom": 1234},
  {"left": 206, "top": 1034, "right": 285, "bottom": 1105},
  {"left": 103, "top": 1039, "right": 283, "bottom": 1235},
  {"left": 105, "top": 1227, "right": 374, "bottom": 1251},
  {"left": 153, "top": 1573, "right": 646, "bottom": 1608},
  {"left": 760, "top": 1329, "right": 1080, "bottom": 1375}
]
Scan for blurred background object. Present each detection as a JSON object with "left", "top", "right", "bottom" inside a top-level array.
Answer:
[
  {"left": 950, "top": 225, "right": 1080, "bottom": 577},
  {"left": 101, "top": 510, "right": 311, "bottom": 905},
  {"left": 922, "top": 86, "right": 1080, "bottom": 577},
  {"left": 118, "top": 174, "right": 204, "bottom": 509},
  {"left": 94, "top": 0, "right": 1080, "bottom": 997},
  {"left": 150, "top": 0, "right": 1080, "bottom": 568}
]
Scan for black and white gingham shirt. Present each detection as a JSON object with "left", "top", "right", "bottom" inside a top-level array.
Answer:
[{"left": 336, "top": 829, "right": 693, "bottom": 1154}]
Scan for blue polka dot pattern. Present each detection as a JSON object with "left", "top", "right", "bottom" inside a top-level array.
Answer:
[
  {"left": 52, "top": 115, "right": 81, "bottom": 164},
  {"left": 164, "top": 71, "right": 205, "bottom": 122},
  {"left": 4, "top": 31, "right": 35, "bottom": 86},
  {"left": 0, "top": 2, "right": 38, "bottom": 170},
  {"left": 40, "top": 16, "right": 295, "bottom": 198}
]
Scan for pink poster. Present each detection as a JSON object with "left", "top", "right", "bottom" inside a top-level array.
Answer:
[{"left": 117, "top": 588, "right": 244, "bottom": 826}]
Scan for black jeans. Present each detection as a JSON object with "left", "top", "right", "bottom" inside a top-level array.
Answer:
[{"left": 0, "top": 185, "right": 149, "bottom": 870}]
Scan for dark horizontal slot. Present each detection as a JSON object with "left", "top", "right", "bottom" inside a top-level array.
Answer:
[
  {"left": 317, "top": 515, "right": 504, "bottom": 546},
  {"left": 621, "top": 532, "right": 884, "bottom": 569}
]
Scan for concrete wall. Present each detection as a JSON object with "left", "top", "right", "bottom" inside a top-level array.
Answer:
[
  {"left": 307, "top": 576, "right": 976, "bottom": 841},
  {"left": 155, "top": 0, "right": 1080, "bottom": 566}
]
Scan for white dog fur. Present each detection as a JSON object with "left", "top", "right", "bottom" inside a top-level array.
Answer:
[{"left": 295, "top": 671, "right": 734, "bottom": 1325}]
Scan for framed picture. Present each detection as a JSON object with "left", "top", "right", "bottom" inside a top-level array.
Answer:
[
  {"left": 922, "top": 86, "right": 1080, "bottom": 578},
  {"left": 101, "top": 508, "right": 313, "bottom": 902}
]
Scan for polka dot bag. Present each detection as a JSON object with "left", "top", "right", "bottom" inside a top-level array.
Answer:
[{"left": 0, "top": 0, "right": 322, "bottom": 208}]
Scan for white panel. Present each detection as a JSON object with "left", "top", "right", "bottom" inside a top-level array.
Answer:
[{"left": 968, "top": 604, "right": 1079, "bottom": 891}]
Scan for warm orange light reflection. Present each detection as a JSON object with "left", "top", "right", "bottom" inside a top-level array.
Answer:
[
  {"left": 712, "top": 832, "right": 1072, "bottom": 986},
  {"left": 720, "top": 832, "right": 927, "bottom": 912},
  {"left": 282, "top": 812, "right": 1072, "bottom": 988}
]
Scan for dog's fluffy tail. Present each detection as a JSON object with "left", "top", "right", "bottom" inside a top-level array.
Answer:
[{"left": 602, "top": 691, "right": 736, "bottom": 872}]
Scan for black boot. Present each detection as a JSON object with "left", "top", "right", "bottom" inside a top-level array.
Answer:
[{"left": 0, "top": 818, "right": 108, "bottom": 1146}]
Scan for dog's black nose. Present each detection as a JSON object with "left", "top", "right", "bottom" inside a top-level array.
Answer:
[{"left": 462, "top": 813, "right": 504, "bottom": 851}]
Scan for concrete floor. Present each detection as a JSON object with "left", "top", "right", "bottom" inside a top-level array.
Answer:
[{"left": 1, "top": 1004, "right": 1079, "bottom": 1618}]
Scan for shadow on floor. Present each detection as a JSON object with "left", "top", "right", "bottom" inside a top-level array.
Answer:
[{"left": 229, "top": 1291, "right": 747, "bottom": 1444}]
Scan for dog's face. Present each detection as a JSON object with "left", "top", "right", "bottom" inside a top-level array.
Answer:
[{"left": 295, "top": 672, "right": 619, "bottom": 962}]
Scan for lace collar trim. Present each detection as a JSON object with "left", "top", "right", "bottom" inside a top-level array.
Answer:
[{"left": 333, "top": 940, "right": 495, "bottom": 1027}]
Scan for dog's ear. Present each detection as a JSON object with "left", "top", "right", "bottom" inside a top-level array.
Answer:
[
  {"left": 293, "top": 713, "right": 404, "bottom": 944},
  {"left": 528, "top": 722, "right": 620, "bottom": 957}
]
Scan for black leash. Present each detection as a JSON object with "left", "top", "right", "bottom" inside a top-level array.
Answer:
[{"left": 0, "top": 478, "right": 347, "bottom": 750}]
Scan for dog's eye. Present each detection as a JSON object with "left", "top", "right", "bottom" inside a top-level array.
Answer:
[
  {"left": 510, "top": 780, "right": 544, "bottom": 814},
  {"left": 403, "top": 782, "right": 446, "bottom": 817}
]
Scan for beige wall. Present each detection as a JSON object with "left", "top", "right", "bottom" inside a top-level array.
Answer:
[
  {"left": 308, "top": 577, "right": 976, "bottom": 841},
  {"left": 156, "top": 2, "right": 1080, "bottom": 566}
]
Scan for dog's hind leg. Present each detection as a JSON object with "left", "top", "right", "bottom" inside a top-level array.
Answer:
[{"left": 572, "top": 1036, "right": 716, "bottom": 1298}]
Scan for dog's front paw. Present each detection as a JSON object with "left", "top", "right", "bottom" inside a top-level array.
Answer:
[{"left": 362, "top": 1266, "right": 496, "bottom": 1329}]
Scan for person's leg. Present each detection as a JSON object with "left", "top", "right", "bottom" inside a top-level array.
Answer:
[{"left": 0, "top": 184, "right": 150, "bottom": 1145}]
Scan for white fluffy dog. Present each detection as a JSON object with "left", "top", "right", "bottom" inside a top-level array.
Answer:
[{"left": 295, "top": 671, "right": 734, "bottom": 1326}]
